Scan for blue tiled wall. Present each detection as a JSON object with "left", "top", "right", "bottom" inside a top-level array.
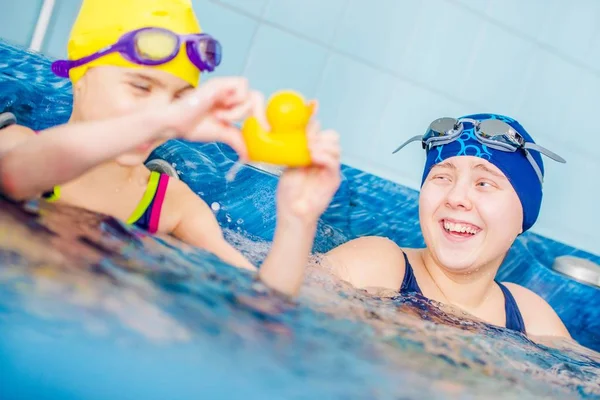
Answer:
[
  {"left": 0, "top": 0, "right": 598, "bottom": 254},
  {"left": 0, "top": 0, "right": 43, "bottom": 47}
]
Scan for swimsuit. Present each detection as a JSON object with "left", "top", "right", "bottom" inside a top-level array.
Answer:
[
  {"left": 399, "top": 251, "right": 526, "bottom": 333},
  {"left": 126, "top": 171, "right": 170, "bottom": 234}
]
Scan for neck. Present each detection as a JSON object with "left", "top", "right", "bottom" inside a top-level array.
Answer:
[
  {"left": 68, "top": 107, "right": 82, "bottom": 124},
  {"left": 420, "top": 249, "right": 504, "bottom": 310}
]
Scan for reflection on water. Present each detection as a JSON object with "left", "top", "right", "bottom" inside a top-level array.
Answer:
[{"left": 0, "top": 197, "right": 598, "bottom": 399}]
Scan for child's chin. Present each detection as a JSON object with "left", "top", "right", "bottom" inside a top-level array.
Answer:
[{"left": 435, "top": 250, "right": 479, "bottom": 273}]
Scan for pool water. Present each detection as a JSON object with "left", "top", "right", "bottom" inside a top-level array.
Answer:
[
  {"left": 149, "top": 138, "right": 600, "bottom": 352},
  {"left": 0, "top": 196, "right": 599, "bottom": 399},
  {"left": 1, "top": 39, "right": 600, "bottom": 399},
  {"left": 2, "top": 37, "right": 598, "bottom": 350}
]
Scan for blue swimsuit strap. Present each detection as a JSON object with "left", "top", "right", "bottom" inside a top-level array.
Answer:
[
  {"left": 400, "top": 251, "right": 423, "bottom": 295},
  {"left": 496, "top": 282, "right": 527, "bottom": 334},
  {"left": 400, "top": 251, "right": 527, "bottom": 333}
]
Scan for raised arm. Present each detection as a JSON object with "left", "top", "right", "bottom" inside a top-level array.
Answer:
[
  {"left": 0, "top": 110, "right": 172, "bottom": 199},
  {"left": 0, "top": 77, "right": 255, "bottom": 200}
]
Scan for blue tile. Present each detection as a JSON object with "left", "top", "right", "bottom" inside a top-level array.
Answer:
[
  {"left": 457, "top": 23, "right": 536, "bottom": 115},
  {"left": 42, "top": 0, "right": 82, "bottom": 58},
  {"left": 584, "top": 25, "right": 600, "bottom": 72},
  {"left": 533, "top": 148, "right": 599, "bottom": 255},
  {"left": 400, "top": 0, "right": 482, "bottom": 97},
  {"left": 510, "top": 64, "right": 599, "bottom": 253},
  {"left": 484, "top": 0, "right": 559, "bottom": 40},
  {"left": 215, "top": 0, "right": 269, "bottom": 17},
  {"left": 242, "top": 25, "right": 328, "bottom": 98},
  {"left": 515, "top": 49, "right": 581, "bottom": 146},
  {"left": 0, "top": 0, "right": 43, "bottom": 48},
  {"left": 263, "top": 0, "right": 347, "bottom": 45},
  {"left": 313, "top": 54, "right": 394, "bottom": 169},
  {"left": 331, "top": 0, "right": 421, "bottom": 74},
  {"left": 535, "top": 1, "right": 599, "bottom": 66},
  {"left": 560, "top": 73, "right": 600, "bottom": 158},
  {"left": 193, "top": 0, "right": 259, "bottom": 77},
  {"left": 375, "top": 82, "right": 469, "bottom": 187},
  {"left": 453, "top": 0, "right": 490, "bottom": 13}
]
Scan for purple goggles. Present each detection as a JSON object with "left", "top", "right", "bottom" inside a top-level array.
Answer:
[{"left": 52, "top": 27, "right": 222, "bottom": 78}]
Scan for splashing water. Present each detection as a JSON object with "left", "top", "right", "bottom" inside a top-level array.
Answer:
[
  {"left": 0, "top": 198, "right": 599, "bottom": 399},
  {"left": 225, "top": 161, "right": 245, "bottom": 182}
]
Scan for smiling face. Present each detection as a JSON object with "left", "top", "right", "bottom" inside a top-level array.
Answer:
[
  {"left": 70, "top": 66, "right": 194, "bottom": 166},
  {"left": 419, "top": 156, "right": 523, "bottom": 273}
]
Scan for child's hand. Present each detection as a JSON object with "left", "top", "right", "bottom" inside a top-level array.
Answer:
[
  {"left": 276, "top": 117, "right": 341, "bottom": 225},
  {"left": 167, "top": 77, "right": 268, "bottom": 159}
]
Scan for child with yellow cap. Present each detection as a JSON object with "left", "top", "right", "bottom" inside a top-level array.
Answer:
[{"left": 0, "top": 0, "right": 341, "bottom": 296}]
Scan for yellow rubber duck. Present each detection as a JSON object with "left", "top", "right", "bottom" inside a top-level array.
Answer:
[{"left": 242, "top": 90, "right": 314, "bottom": 167}]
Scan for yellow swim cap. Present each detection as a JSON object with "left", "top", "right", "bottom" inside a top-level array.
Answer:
[{"left": 67, "top": 0, "right": 202, "bottom": 87}]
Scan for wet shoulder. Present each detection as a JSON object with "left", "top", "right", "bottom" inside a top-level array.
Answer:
[
  {"left": 160, "top": 178, "right": 212, "bottom": 233},
  {"left": 501, "top": 282, "right": 571, "bottom": 339},
  {"left": 325, "top": 236, "right": 407, "bottom": 290}
]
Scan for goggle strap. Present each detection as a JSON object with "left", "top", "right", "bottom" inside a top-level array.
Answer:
[
  {"left": 456, "top": 118, "right": 479, "bottom": 126},
  {"left": 524, "top": 149, "right": 544, "bottom": 184},
  {"left": 523, "top": 143, "right": 566, "bottom": 164},
  {"left": 392, "top": 135, "right": 423, "bottom": 154},
  {"left": 481, "top": 141, "right": 513, "bottom": 152}
]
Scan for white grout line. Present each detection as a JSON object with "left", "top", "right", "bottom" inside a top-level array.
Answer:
[
  {"left": 310, "top": 0, "right": 350, "bottom": 97},
  {"left": 29, "top": 0, "right": 56, "bottom": 52}
]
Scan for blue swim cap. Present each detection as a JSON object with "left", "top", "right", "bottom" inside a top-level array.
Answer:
[{"left": 421, "top": 113, "right": 543, "bottom": 232}]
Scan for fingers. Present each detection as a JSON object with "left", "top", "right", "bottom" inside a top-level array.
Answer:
[
  {"left": 214, "top": 95, "right": 253, "bottom": 121},
  {"left": 309, "top": 130, "right": 341, "bottom": 175},
  {"left": 174, "top": 77, "right": 248, "bottom": 129},
  {"left": 209, "top": 77, "right": 250, "bottom": 108},
  {"left": 217, "top": 128, "right": 249, "bottom": 161},
  {"left": 184, "top": 78, "right": 269, "bottom": 129},
  {"left": 250, "top": 91, "right": 269, "bottom": 130},
  {"left": 186, "top": 119, "right": 249, "bottom": 160},
  {"left": 306, "top": 119, "right": 321, "bottom": 141},
  {"left": 214, "top": 90, "right": 266, "bottom": 126},
  {"left": 179, "top": 85, "right": 218, "bottom": 115},
  {"left": 312, "top": 154, "right": 340, "bottom": 177},
  {"left": 307, "top": 99, "right": 319, "bottom": 120},
  {"left": 181, "top": 83, "right": 341, "bottom": 169},
  {"left": 309, "top": 130, "right": 340, "bottom": 159}
]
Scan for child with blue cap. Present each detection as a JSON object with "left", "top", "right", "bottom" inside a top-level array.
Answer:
[{"left": 288, "top": 113, "right": 571, "bottom": 338}]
